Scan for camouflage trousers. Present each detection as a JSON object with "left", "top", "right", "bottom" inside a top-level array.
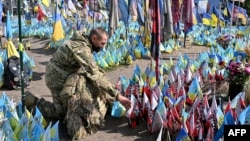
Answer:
[{"left": 37, "top": 73, "right": 109, "bottom": 140}]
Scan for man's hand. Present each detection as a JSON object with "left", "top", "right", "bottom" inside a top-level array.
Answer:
[{"left": 117, "top": 94, "right": 131, "bottom": 110}]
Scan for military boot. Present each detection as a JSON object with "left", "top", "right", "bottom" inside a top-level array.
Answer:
[{"left": 24, "top": 91, "right": 39, "bottom": 107}]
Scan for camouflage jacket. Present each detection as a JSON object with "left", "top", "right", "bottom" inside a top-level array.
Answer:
[{"left": 45, "top": 32, "right": 118, "bottom": 101}]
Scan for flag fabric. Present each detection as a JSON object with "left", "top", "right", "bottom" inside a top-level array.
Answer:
[
  {"left": 37, "top": 6, "right": 46, "bottom": 21},
  {"left": 137, "top": 1, "right": 144, "bottom": 25},
  {"left": 212, "top": 6, "right": 225, "bottom": 21},
  {"left": 188, "top": 111, "right": 195, "bottom": 136},
  {"left": 129, "top": 0, "right": 138, "bottom": 21},
  {"left": 172, "top": 0, "right": 180, "bottom": 25},
  {"left": 38, "top": 0, "right": 48, "bottom": 20},
  {"left": 212, "top": 6, "right": 225, "bottom": 27},
  {"left": 151, "top": 91, "right": 159, "bottom": 110},
  {"left": 238, "top": 106, "right": 250, "bottom": 125},
  {"left": 6, "top": 40, "right": 20, "bottom": 58},
  {"left": 25, "top": 13, "right": 32, "bottom": 25},
  {"left": 50, "top": 121, "right": 59, "bottom": 141},
  {"left": 118, "top": 0, "right": 129, "bottom": 26},
  {"left": 182, "top": 0, "right": 195, "bottom": 33},
  {"left": 225, "top": 98, "right": 232, "bottom": 114},
  {"left": 142, "top": 92, "right": 150, "bottom": 112},
  {"left": 150, "top": 0, "right": 161, "bottom": 59},
  {"left": 109, "top": 0, "right": 119, "bottom": 36},
  {"left": 6, "top": 11, "right": 12, "bottom": 40},
  {"left": 23, "top": 0, "right": 30, "bottom": 13},
  {"left": 227, "top": 2, "right": 248, "bottom": 25},
  {"left": 152, "top": 110, "right": 163, "bottom": 132},
  {"left": 34, "top": 107, "right": 47, "bottom": 127},
  {"left": 223, "top": 7, "right": 228, "bottom": 17},
  {"left": 236, "top": 6, "right": 248, "bottom": 25},
  {"left": 5, "top": 11, "right": 19, "bottom": 58},
  {"left": 143, "top": 0, "right": 151, "bottom": 47},
  {"left": 30, "top": 122, "right": 44, "bottom": 140},
  {"left": 42, "top": 0, "right": 49, "bottom": 7},
  {"left": 176, "top": 127, "right": 191, "bottom": 141},
  {"left": 42, "top": 122, "right": 51, "bottom": 141},
  {"left": 202, "top": 13, "right": 217, "bottom": 27},
  {"left": 68, "top": 0, "right": 77, "bottom": 13},
  {"left": 150, "top": 0, "right": 161, "bottom": 82},
  {"left": 162, "top": 0, "right": 173, "bottom": 40},
  {"left": 193, "top": 6, "right": 202, "bottom": 23},
  {"left": 51, "top": 4, "right": 65, "bottom": 42},
  {"left": 111, "top": 101, "right": 126, "bottom": 117},
  {"left": 216, "top": 107, "right": 224, "bottom": 128},
  {"left": 156, "top": 100, "right": 167, "bottom": 120},
  {"left": 187, "top": 77, "right": 201, "bottom": 102},
  {"left": 214, "top": 110, "right": 235, "bottom": 141},
  {"left": 0, "top": 93, "right": 60, "bottom": 140}
]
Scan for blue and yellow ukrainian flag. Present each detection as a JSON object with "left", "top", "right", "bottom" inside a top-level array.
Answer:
[
  {"left": 176, "top": 127, "right": 191, "bottom": 141},
  {"left": 202, "top": 13, "right": 217, "bottom": 27},
  {"left": 52, "top": 4, "right": 64, "bottom": 42},
  {"left": 212, "top": 6, "right": 225, "bottom": 27},
  {"left": 227, "top": 2, "right": 248, "bottom": 25},
  {"left": 187, "top": 76, "right": 201, "bottom": 102},
  {"left": 237, "top": 7, "right": 248, "bottom": 25}
]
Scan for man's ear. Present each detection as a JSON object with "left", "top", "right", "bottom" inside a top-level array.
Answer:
[{"left": 91, "top": 35, "right": 97, "bottom": 42}]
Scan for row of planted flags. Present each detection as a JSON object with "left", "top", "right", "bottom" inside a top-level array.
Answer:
[
  {"left": 16, "top": 21, "right": 250, "bottom": 70},
  {"left": 111, "top": 37, "right": 250, "bottom": 140},
  {"left": 93, "top": 24, "right": 250, "bottom": 69},
  {"left": 4, "top": 5, "right": 250, "bottom": 70},
  {"left": 1, "top": 42, "right": 250, "bottom": 140},
  {"left": 0, "top": 92, "right": 59, "bottom": 140}
]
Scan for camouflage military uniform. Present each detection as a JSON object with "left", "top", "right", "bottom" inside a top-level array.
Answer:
[{"left": 37, "top": 32, "right": 119, "bottom": 139}]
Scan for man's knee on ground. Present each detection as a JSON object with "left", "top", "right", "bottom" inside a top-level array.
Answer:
[{"left": 66, "top": 112, "right": 88, "bottom": 140}]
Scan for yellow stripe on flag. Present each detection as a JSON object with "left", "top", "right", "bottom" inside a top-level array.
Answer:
[
  {"left": 52, "top": 21, "right": 65, "bottom": 42},
  {"left": 7, "top": 41, "right": 20, "bottom": 58},
  {"left": 211, "top": 14, "right": 218, "bottom": 24},
  {"left": 220, "top": 20, "right": 225, "bottom": 27},
  {"left": 42, "top": 0, "right": 49, "bottom": 7},
  {"left": 192, "top": 13, "right": 197, "bottom": 24},
  {"left": 223, "top": 8, "right": 228, "bottom": 17},
  {"left": 202, "top": 18, "right": 211, "bottom": 26},
  {"left": 237, "top": 13, "right": 247, "bottom": 25}
]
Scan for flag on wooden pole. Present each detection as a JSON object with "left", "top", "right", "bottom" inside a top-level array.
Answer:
[{"left": 150, "top": 0, "right": 161, "bottom": 83}]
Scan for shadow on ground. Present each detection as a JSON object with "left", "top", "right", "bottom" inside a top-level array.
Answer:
[
  {"left": 30, "top": 47, "right": 57, "bottom": 56},
  {"left": 98, "top": 115, "right": 157, "bottom": 141},
  {"left": 31, "top": 72, "right": 45, "bottom": 81},
  {"left": 29, "top": 37, "right": 49, "bottom": 44},
  {"left": 45, "top": 114, "right": 158, "bottom": 141}
]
